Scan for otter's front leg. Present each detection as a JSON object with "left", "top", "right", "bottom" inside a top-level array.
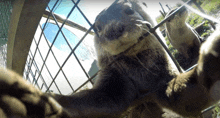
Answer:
[
  {"left": 0, "top": 67, "right": 136, "bottom": 117},
  {"left": 0, "top": 68, "right": 63, "bottom": 118},
  {"left": 163, "top": 28, "right": 220, "bottom": 117},
  {"left": 50, "top": 67, "right": 137, "bottom": 118}
]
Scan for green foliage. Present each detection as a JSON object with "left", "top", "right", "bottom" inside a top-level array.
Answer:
[
  {"left": 165, "top": 36, "right": 190, "bottom": 69},
  {"left": 187, "top": 13, "right": 205, "bottom": 27},
  {"left": 185, "top": 0, "right": 220, "bottom": 27},
  {"left": 201, "top": 30, "right": 213, "bottom": 37},
  {"left": 201, "top": 0, "right": 220, "bottom": 14},
  {"left": 201, "top": 21, "right": 210, "bottom": 32},
  {"left": 156, "top": 15, "right": 164, "bottom": 24},
  {"left": 213, "top": 105, "right": 220, "bottom": 118},
  {"left": 165, "top": 37, "right": 179, "bottom": 58},
  {"left": 215, "top": 105, "right": 220, "bottom": 113}
]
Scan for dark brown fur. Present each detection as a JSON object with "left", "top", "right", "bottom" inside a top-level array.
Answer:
[{"left": 0, "top": 0, "right": 220, "bottom": 118}]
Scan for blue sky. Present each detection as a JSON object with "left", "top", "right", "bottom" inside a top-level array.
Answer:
[
  {"left": 43, "top": 0, "right": 91, "bottom": 60},
  {"left": 47, "top": 0, "right": 90, "bottom": 27}
]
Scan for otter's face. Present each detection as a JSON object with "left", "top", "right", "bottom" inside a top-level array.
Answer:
[
  {"left": 166, "top": 7, "right": 188, "bottom": 27},
  {"left": 94, "top": 0, "right": 152, "bottom": 55}
]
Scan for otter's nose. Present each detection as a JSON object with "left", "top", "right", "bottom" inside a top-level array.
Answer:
[{"left": 105, "top": 23, "right": 125, "bottom": 40}]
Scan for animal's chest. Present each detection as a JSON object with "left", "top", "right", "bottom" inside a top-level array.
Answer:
[
  {"left": 170, "top": 27, "right": 196, "bottom": 42},
  {"left": 116, "top": 50, "right": 174, "bottom": 95}
]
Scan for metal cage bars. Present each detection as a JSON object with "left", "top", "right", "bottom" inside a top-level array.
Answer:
[
  {"left": 24, "top": 0, "right": 95, "bottom": 94},
  {"left": 0, "top": 0, "right": 13, "bottom": 42},
  {"left": 33, "top": 1, "right": 80, "bottom": 92},
  {"left": 23, "top": 0, "right": 219, "bottom": 101},
  {"left": 24, "top": 0, "right": 63, "bottom": 93},
  {"left": 0, "top": 44, "right": 7, "bottom": 67},
  {"left": 22, "top": 0, "right": 220, "bottom": 115},
  {"left": 0, "top": 0, "right": 12, "bottom": 67}
]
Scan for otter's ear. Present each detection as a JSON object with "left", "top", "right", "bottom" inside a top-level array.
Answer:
[
  {"left": 130, "top": 0, "right": 155, "bottom": 27},
  {"left": 142, "top": 2, "right": 147, "bottom": 8}
]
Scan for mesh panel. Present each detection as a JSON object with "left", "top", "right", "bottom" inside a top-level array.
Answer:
[
  {"left": 0, "top": 0, "right": 13, "bottom": 45},
  {"left": 0, "top": 0, "right": 13, "bottom": 67},
  {"left": 23, "top": 0, "right": 97, "bottom": 95}
]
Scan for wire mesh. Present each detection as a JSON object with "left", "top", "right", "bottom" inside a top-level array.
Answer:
[
  {"left": 23, "top": 0, "right": 219, "bottom": 114},
  {"left": 23, "top": 0, "right": 96, "bottom": 95},
  {"left": 0, "top": 0, "right": 13, "bottom": 45},
  {"left": 0, "top": 0, "right": 13, "bottom": 67},
  {"left": 0, "top": 44, "right": 7, "bottom": 67}
]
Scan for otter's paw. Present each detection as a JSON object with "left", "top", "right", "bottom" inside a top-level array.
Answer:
[
  {"left": 0, "top": 68, "right": 62, "bottom": 118},
  {"left": 166, "top": 72, "right": 189, "bottom": 97}
]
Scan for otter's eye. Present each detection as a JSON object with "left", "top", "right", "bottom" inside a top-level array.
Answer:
[{"left": 124, "top": 7, "right": 134, "bottom": 15}]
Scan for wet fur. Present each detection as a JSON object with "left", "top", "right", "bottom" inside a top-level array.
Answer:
[{"left": 0, "top": 0, "right": 220, "bottom": 118}]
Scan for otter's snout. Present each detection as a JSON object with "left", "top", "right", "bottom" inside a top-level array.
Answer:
[{"left": 105, "top": 22, "right": 125, "bottom": 40}]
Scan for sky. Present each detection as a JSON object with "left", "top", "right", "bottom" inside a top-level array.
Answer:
[
  {"left": 47, "top": 0, "right": 184, "bottom": 25},
  {"left": 80, "top": 0, "right": 183, "bottom": 22}
]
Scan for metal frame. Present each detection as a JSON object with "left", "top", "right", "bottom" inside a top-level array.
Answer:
[{"left": 7, "top": 0, "right": 50, "bottom": 75}]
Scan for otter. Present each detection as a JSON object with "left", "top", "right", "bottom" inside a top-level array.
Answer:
[
  {"left": 0, "top": 0, "right": 220, "bottom": 118},
  {"left": 165, "top": 7, "right": 201, "bottom": 60}
]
